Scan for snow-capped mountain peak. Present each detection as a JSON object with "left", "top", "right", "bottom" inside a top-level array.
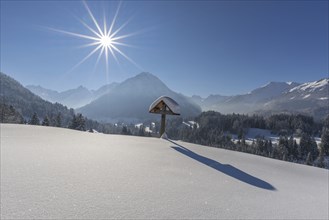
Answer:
[
  {"left": 246, "top": 81, "right": 299, "bottom": 101},
  {"left": 289, "top": 78, "right": 328, "bottom": 93},
  {"left": 193, "top": 78, "right": 328, "bottom": 120}
]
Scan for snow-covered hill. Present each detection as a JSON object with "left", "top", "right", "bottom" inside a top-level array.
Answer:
[{"left": 1, "top": 124, "right": 328, "bottom": 219}]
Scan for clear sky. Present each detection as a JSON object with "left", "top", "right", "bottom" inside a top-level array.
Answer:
[{"left": 1, "top": 0, "right": 328, "bottom": 97}]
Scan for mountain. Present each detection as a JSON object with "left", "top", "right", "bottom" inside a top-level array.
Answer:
[
  {"left": 240, "top": 81, "right": 300, "bottom": 102},
  {"left": 196, "top": 81, "right": 300, "bottom": 113},
  {"left": 195, "top": 79, "right": 328, "bottom": 120},
  {"left": 26, "top": 83, "right": 118, "bottom": 109},
  {"left": 77, "top": 72, "right": 202, "bottom": 122},
  {"left": 25, "top": 72, "right": 328, "bottom": 120},
  {"left": 191, "top": 94, "right": 229, "bottom": 108},
  {"left": 285, "top": 78, "right": 328, "bottom": 99},
  {"left": 1, "top": 124, "right": 328, "bottom": 219},
  {"left": 0, "top": 72, "right": 74, "bottom": 126},
  {"left": 91, "top": 83, "right": 119, "bottom": 98},
  {"left": 57, "top": 86, "right": 93, "bottom": 108},
  {"left": 24, "top": 85, "right": 59, "bottom": 102},
  {"left": 260, "top": 78, "right": 329, "bottom": 119}
]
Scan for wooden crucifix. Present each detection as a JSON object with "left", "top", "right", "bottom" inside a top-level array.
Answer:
[{"left": 149, "top": 96, "right": 180, "bottom": 137}]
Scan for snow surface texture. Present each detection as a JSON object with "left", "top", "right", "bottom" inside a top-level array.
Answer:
[{"left": 1, "top": 124, "right": 328, "bottom": 219}]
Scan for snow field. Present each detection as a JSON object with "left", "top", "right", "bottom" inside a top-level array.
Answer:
[{"left": 1, "top": 124, "right": 328, "bottom": 219}]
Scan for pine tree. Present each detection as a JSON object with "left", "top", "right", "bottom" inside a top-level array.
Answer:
[
  {"left": 0, "top": 104, "right": 23, "bottom": 123},
  {"left": 56, "top": 113, "right": 62, "bottom": 127},
  {"left": 138, "top": 126, "right": 145, "bottom": 136},
  {"left": 297, "top": 142, "right": 302, "bottom": 160},
  {"left": 121, "top": 126, "right": 132, "bottom": 135},
  {"left": 76, "top": 114, "right": 85, "bottom": 131},
  {"left": 317, "top": 144, "right": 325, "bottom": 168},
  {"left": 292, "top": 140, "right": 298, "bottom": 161},
  {"left": 321, "top": 115, "right": 329, "bottom": 156},
  {"left": 278, "top": 136, "right": 288, "bottom": 161},
  {"left": 287, "top": 136, "right": 298, "bottom": 161},
  {"left": 121, "top": 126, "right": 128, "bottom": 135},
  {"left": 287, "top": 136, "right": 293, "bottom": 159},
  {"left": 241, "top": 137, "right": 246, "bottom": 152},
  {"left": 305, "top": 152, "right": 313, "bottom": 166},
  {"left": 300, "top": 133, "right": 318, "bottom": 160},
  {"left": 69, "top": 115, "right": 78, "bottom": 130},
  {"left": 29, "top": 112, "right": 40, "bottom": 125},
  {"left": 42, "top": 116, "right": 50, "bottom": 126},
  {"left": 69, "top": 114, "right": 85, "bottom": 131},
  {"left": 321, "top": 127, "right": 329, "bottom": 156},
  {"left": 267, "top": 140, "right": 273, "bottom": 157}
]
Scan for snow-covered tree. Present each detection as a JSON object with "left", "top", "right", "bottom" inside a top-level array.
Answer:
[
  {"left": 317, "top": 144, "right": 325, "bottom": 168},
  {"left": 42, "top": 116, "right": 50, "bottom": 126},
  {"left": 321, "top": 115, "right": 329, "bottom": 156},
  {"left": 305, "top": 152, "right": 313, "bottom": 166},
  {"left": 321, "top": 126, "right": 329, "bottom": 156},
  {"left": 69, "top": 114, "right": 85, "bottom": 131},
  {"left": 29, "top": 112, "right": 40, "bottom": 125},
  {"left": 56, "top": 113, "right": 62, "bottom": 127},
  {"left": 300, "top": 133, "right": 317, "bottom": 163}
]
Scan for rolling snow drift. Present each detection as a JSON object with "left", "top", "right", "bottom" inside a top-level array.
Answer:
[{"left": 1, "top": 124, "right": 328, "bottom": 219}]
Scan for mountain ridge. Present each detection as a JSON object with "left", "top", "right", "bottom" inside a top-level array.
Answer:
[
  {"left": 25, "top": 72, "right": 328, "bottom": 120},
  {"left": 76, "top": 72, "right": 202, "bottom": 122},
  {"left": 192, "top": 78, "right": 328, "bottom": 120},
  {"left": 26, "top": 82, "right": 118, "bottom": 109},
  {"left": 0, "top": 72, "right": 75, "bottom": 126}
]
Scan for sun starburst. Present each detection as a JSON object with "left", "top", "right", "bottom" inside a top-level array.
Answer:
[{"left": 49, "top": 1, "right": 141, "bottom": 76}]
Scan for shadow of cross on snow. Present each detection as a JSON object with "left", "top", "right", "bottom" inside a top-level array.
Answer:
[{"left": 168, "top": 140, "right": 276, "bottom": 191}]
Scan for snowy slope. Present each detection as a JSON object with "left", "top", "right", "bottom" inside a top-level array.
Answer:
[
  {"left": 1, "top": 124, "right": 328, "bottom": 219},
  {"left": 261, "top": 78, "right": 329, "bottom": 119},
  {"left": 236, "top": 81, "right": 300, "bottom": 103},
  {"left": 284, "top": 78, "right": 328, "bottom": 100},
  {"left": 289, "top": 78, "right": 328, "bottom": 93}
]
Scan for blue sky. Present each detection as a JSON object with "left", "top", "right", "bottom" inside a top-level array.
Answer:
[{"left": 1, "top": 0, "right": 328, "bottom": 97}]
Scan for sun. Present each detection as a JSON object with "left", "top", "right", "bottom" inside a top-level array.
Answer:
[
  {"left": 49, "top": 1, "right": 141, "bottom": 74},
  {"left": 100, "top": 35, "right": 113, "bottom": 48}
]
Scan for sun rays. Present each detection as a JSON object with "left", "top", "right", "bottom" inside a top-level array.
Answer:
[{"left": 49, "top": 1, "right": 141, "bottom": 76}]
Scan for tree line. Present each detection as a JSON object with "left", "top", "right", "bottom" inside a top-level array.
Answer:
[
  {"left": 0, "top": 104, "right": 153, "bottom": 136},
  {"left": 166, "top": 111, "right": 329, "bottom": 168}
]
